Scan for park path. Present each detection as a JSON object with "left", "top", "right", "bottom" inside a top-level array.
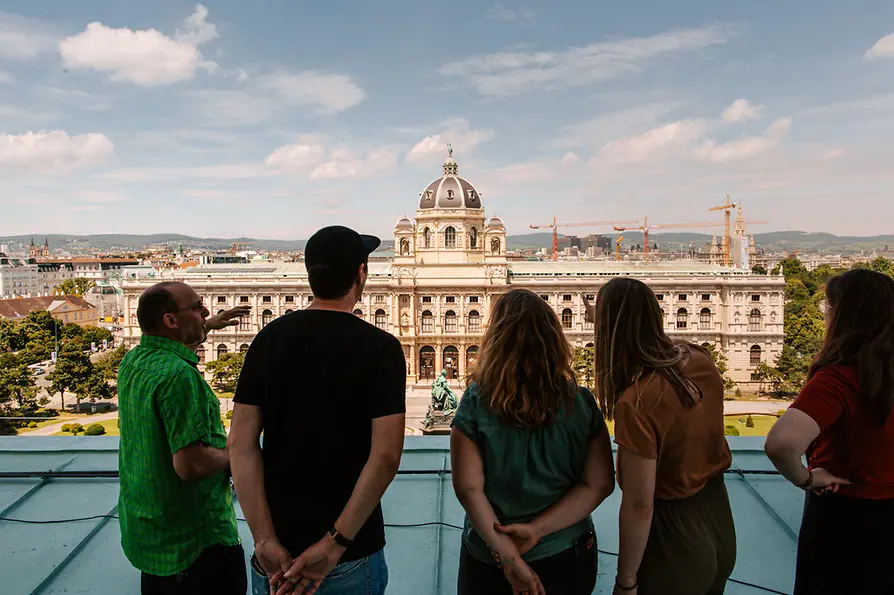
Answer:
[
  {"left": 723, "top": 400, "right": 790, "bottom": 415},
  {"left": 24, "top": 412, "right": 119, "bottom": 436}
]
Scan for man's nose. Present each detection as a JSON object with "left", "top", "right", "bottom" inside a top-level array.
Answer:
[{"left": 202, "top": 306, "right": 209, "bottom": 318}]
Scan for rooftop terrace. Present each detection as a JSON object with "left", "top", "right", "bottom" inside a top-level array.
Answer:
[{"left": 0, "top": 437, "right": 799, "bottom": 595}]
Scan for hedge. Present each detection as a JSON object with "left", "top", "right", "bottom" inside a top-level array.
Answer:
[
  {"left": 724, "top": 425, "right": 740, "bottom": 436},
  {"left": 85, "top": 423, "right": 106, "bottom": 436}
]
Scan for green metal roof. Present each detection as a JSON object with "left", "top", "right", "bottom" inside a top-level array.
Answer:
[{"left": 0, "top": 437, "right": 800, "bottom": 594}]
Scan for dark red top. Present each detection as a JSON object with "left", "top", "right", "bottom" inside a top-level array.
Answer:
[{"left": 791, "top": 365, "right": 894, "bottom": 499}]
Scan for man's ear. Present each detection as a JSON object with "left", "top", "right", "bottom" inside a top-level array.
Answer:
[{"left": 162, "top": 312, "right": 179, "bottom": 330}]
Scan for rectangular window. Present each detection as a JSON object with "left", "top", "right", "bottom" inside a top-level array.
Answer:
[
  {"left": 422, "top": 296, "right": 432, "bottom": 304},
  {"left": 239, "top": 316, "right": 250, "bottom": 331},
  {"left": 240, "top": 296, "right": 249, "bottom": 303},
  {"left": 468, "top": 296, "right": 479, "bottom": 304},
  {"left": 701, "top": 294, "right": 711, "bottom": 302},
  {"left": 375, "top": 295, "right": 385, "bottom": 304},
  {"left": 446, "top": 296, "right": 456, "bottom": 304},
  {"left": 284, "top": 296, "right": 294, "bottom": 303},
  {"left": 678, "top": 294, "right": 688, "bottom": 302},
  {"left": 752, "top": 294, "right": 761, "bottom": 302},
  {"left": 751, "top": 372, "right": 761, "bottom": 381},
  {"left": 262, "top": 296, "right": 272, "bottom": 303},
  {"left": 655, "top": 294, "right": 664, "bottom": 301},
  {"left": 562, "top": 294, "right": 572, "bottom": 302},
  {"left": 585, "top": 294, "right": 595, "bottom": 301},
  {"left": 422, "top": 316, "right": 433, "bottom": 333},
  {"left": 217, "top": 296, "right": 227, "bottom": 303},
  {"left": 540, "top": 295, "right": 549, "bottom": 301},
  {"left": 307, "top": 296, "right": 314, "bottom": 303}
]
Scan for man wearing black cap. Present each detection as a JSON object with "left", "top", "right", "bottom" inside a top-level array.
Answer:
[{"left": 229, "top": 226, "right": 407, "bottom": 595}]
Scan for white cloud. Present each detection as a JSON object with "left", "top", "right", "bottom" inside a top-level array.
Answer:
[
  {"left": 598, "top": 119, "right": 710, "bottom": 163},
  {"left": 694, "top": 118, "right": 791, "bottom": 162},
  {"left": 59, "top": 5, "right": 217, "bottom": 86},
  {"left": 821, "top": 148, "right": 846, "bottom": 160},
  {"left": 561, "top": 151, "right": 580, "bottom": 164},
  {"left": 0, "top": 12, "right": 57, "bottom": 60},
  {"left": 73, "top": 189, "right": 130, "bottom": 203},
  {"left": 439, "top": 24, "right": 733, "bottom": 97},
  {"left": 721, "top": 99, "right": 765, "bottom": 122},
  {"left": 486, "top": 6, "right": 535, "bottom": 23},
  {"left": 0, "top": 130, "right": 114, "bottom": 173},
  {"left": 310, "top": 149, "right": 397, "bottom": 180},
  {"left": 265, "top": 139, "right": 326, "bottom": 170},
  {"left": 550, "top": 102, "right": 680, "bottom": 150},
  {"left": 260, "top": 71, "right": 366, "bottom": 115},
  {"left": 866, "top": 33, "right": 894, "bottom": 59},
  {"left": 406, "top": 118, "right": 495, "bottom": 163},
  {"left": 97, "top": 162, "right": 268, "bottom": 181},
  {"left": 0, "top": 70, "right": 10, "bottom": 83}
]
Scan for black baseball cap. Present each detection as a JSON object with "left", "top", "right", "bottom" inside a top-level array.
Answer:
[{"left": 305, "top": 225, "right": 380, "bottom": 270}]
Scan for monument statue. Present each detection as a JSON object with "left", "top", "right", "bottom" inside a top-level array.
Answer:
[{"left": 423, "top": 369, "right": 458, "bottom": 433}]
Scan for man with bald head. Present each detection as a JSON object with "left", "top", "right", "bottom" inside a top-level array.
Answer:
[{"left": 118, "top": 281, "right": 249, "bottom": 595}]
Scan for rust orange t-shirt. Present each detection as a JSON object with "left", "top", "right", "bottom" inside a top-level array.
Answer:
[{"left": 614, "top": 344, "right": 732, "bottom": 500}]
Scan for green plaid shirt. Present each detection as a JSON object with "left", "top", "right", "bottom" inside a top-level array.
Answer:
[{"left": 117, "top": 335, "right": 239, "bottom": 576}]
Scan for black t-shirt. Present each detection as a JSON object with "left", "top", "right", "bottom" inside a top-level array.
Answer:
[{"left": 234, "top": 309, "right": 406, "bottom": 562}]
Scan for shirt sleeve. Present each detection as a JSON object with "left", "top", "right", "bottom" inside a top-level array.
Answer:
[
  {"left": 790, "top": 367, "right": 852, "bottom": 431},
  {"left": 451, "top": 385, "right": 479, "bottom": 443},
  {"left": 579, "top": 387, "right": 607, "bottom": 439},
  {"left": 369, "top": 337, "right": 407, "bottom": 419},
  {"left": 233, "top": 339, "right": 264, "bottom": 408},
  {"left": 614, "top": 396, "right": 659, "bottom": 460},
  {"left": 158, "top": 368, "right": 212, "bottom": 454}
]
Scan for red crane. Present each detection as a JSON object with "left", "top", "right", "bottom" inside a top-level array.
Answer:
[{"left": 530, "top": 217, "right": 639, "bottom": 261}]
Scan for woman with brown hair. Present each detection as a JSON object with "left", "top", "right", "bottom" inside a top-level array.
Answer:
[
  {"left": 766, "top": 268, "right": 894, "bottom": 594},
  {"left": 451, "top": 288, "right": 615, "bottom": 595},
  {"left": 589, "top": 277, "right": 736, "bottom": 595}
]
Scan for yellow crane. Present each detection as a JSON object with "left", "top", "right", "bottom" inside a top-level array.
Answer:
[
  {"left": 615, "top": 235, "right": 624, "bottom": 261},
  {"left": 708, "top": 196, "right": 737, "bottom": 266}
]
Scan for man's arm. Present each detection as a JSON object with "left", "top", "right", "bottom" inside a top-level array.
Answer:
[
  {"left": 172, "top": 443, "right": 229, "bottom": 482},
  {"left": 228, "top": 403, "right": 274, "bottom": 544}
]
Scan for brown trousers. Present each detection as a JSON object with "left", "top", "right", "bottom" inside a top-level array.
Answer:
[{"left": 638, "top": 473, "right": 737, "bottom": 595}]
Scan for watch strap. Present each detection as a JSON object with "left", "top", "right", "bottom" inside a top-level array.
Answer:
[{"left": 329, "top": 527, "right": 354, "bottom": 548}]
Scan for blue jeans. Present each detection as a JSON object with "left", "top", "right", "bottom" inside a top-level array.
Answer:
[{"left": 251, "top": 550, "right": 388, "bottom": 595}]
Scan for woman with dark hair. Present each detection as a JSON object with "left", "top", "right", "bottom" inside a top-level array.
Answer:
[
  {"left": 589, "top": 277, "right": 736, "bottom": 595},
  {"left": 451, "top": 289, "right": 615, "bottom": 595},
  {"left": 765, "top": 268, "right": 894, "bottom": 594}
]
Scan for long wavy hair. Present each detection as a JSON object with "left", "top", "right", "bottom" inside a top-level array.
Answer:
[
  {"left": 594, "top": 277, "right": 701, "bottom": 420},
  {"left": 810, "top": 269, "right": 894, "bottom": 425},
  {"left": 471, "top": 289, "right": 576, "bottom": 428}
]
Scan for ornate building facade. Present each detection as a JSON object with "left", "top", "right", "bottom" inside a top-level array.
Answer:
[{"left": 120, "top": 152, "right": 785, "bottom": 386}]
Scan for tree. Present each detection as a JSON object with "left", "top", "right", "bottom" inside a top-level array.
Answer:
[
  {"left": 701, "top": 343, "right": 736, "bottom": 392},
  {"left": 753, "top": 361, "right": 781, "bottom": 397},
  {"left": 572, "top": 346, "right": 595, "bottom": 390},
  {"left": 0, "top": 353, "right": 37, "bottom": 413},
  {"left": 811, "top": 264, "right": 839, "bottom": 286},
  {"left": 81, "top": 325, "right": 113, "bottom": 348},
  {"left": 47, "top": 345, "right": 93, "bottom": 413},
  {"left": 751, "top": 265, "right": 768, "bottom": 275},
  {"left": 77, "top": 369, "right": 112, "bottom": 407},
  {"left": 95, "top": 343, "right": 128, "bottom": 380},
  {"left": 204, "top": 352, "right": 245, "bottom": 393},
  {"left": 54, "top": 278, "right": 96, "bottom": 297},
  {"left": 870, "top": 256, "right": 894, "bottom": 278}
]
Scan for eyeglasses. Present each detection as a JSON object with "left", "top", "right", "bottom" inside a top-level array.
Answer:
[{"left": 171, "top": 301, "right": 204, "bottom": 314}]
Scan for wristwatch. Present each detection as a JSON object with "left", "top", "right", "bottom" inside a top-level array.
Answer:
[{"left": 329, "top": 527, "right": 354, "bottom": 548}]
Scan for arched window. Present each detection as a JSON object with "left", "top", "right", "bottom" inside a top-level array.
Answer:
[
  {"left": 423, "top": 227, "right": 431, "bottom": 248},
  {"left": 421, "top": 310, "right": 434, "bottom": 333},
  {"left": 447, "top": 189, "right": 455, "bottom": 199},
  {"left": 217, "top": 344, "right": 228, "bottom": 358},
  {"left": 490, "top": 237, "right": 501, "bottom": 254},
  {"left": 561, "top": 308, "right": 573, "bottom": 329},
  {"left": 375, "top": 309, "right": 387, "bottom": 330},
  {"left": 445, "top": 226, "right": 457, "bottom": 248},
  {"left": 469, "top": 227, "right": 478, "bottom": 249},
  {"left": 443, "top": 346, "right": 459, "bottom": 379},
  {"left": 353, "top": 308, "right": 363, "bottom": 317},
  {"left": 239, "top": 343, "right": 249, "bottom": 353},
  {"left": 466, "top": 346, "right": 479, "bottom": 372},
  {"left": 749, "top": 309, "right": 762, "bottom": 331},
  {"left": 261, "top": 309, "right": 273, "bottom": 328},
  {"left": 419, "top": 346, "right": 435, "bottom": 380},
  {"left": 699, "top": 308, "right": 711, "bottom": 330},
  {"left": 750, "top": 345, "right": 762, "bottom": 366},
  {"left": 400, "top": 238, "right": 410, "bottom": 255},
  {"left": 467, "top": 310, "right": 480, "bottom": 332},
  {"left": 585, "top": 342, "right": 594, "bottom": 348},
  {"left": 195, "top": 345, "right": 205, "bottom": 362},
  {"left": 676, "top": 308, "right": 688, "bottom": 330},
  {"left": 284, "top": 309, "right": 293, "bottom": 315},
  {"left": 444, "top": 310, "right": 457, "bottom": 332}
]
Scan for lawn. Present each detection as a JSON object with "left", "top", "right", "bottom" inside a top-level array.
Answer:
[
  {"left": 724, "top": 414, "right": 779, "bottom": 437},
  {"left": 51, "top": 418, "right": 120, "bottom": 437},
  {"left": 16, "top": 416, "right": 77, "bottom": 433}
]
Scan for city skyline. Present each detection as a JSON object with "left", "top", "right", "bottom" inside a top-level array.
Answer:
[{"left": 1, "top": 1, "right": 894, "bottom": 238}]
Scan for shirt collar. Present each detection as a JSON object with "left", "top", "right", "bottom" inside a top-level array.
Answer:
[{"left": 139, "top": 334, "right": 199, "bottom": 366}]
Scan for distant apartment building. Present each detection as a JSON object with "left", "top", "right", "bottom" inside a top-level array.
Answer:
[
  {"left": 0, "top": 295, "right": 99, "bottom": 327},
  {"left": 0, "top": 252, "right": 39, "bottom": 298}
]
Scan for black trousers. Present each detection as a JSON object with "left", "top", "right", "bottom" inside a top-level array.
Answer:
[
  {"left": 457, "top": 533, "right": 597, "bottom": 595},
  {"left": 141, "top": 543, "right": 247, "bottom": 595},
  {"left": 795, "top": 491, "right": 894, "bottom": 595}
]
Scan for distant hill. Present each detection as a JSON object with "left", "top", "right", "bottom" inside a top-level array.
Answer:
[{"left": 3, "top": 231, "right": 894, "bottom": 255}]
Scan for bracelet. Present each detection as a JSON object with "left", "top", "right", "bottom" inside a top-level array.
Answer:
[
  {"left": 797, "top": 469, "right": 814, "bottom": 491},
  {"left": 615, "top": 578, "right": 638, "bottom": 591}
]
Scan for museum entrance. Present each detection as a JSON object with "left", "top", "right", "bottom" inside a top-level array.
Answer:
[
  {"left": 419, "top": 346, "right": 435, "bottom": 380},
  {"left": 443, "top": 346, "right": 459, "bottom": 379}
]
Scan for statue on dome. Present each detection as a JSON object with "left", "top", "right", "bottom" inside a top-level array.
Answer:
[
  {"left": 423, "top": 369, "right": 458, "bottom": 432},
  {"left": 447, "top": 142, "right": 453, "bottom": 158}
]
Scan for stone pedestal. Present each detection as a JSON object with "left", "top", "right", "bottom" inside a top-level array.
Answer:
[{"left": 421, "top": 410, "right": 454, "bottom": 435}]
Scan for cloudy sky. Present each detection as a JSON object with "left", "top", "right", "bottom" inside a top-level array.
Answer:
[{"left": 1, "top": 1, "right": 893, "bottom": 239}]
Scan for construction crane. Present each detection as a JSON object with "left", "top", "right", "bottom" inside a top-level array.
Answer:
[
  {"left": 229, "top": 242, "right": 252, "bottom": 254},
  {"left": 615, "top": 235, "right": 624, "bottom": 261},
  {"left": 530, "top": 217, "right": 638, "bottom": 261},
  {"left": 708, "top": 196, "right": 737, "bottom": 266},
  {"left": 615, "top": 218, "right": 768, "bottom": 260}
]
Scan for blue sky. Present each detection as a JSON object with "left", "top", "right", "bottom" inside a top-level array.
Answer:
[{"left": 1, "top": 1, "right": 893, "bottom": 240}]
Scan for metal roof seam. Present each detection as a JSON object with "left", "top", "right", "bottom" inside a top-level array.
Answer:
[
  {"left": 732, "top": 469, "right": 799, "bottom": 543},
  {"left": 0, "top": 454, "right": 80, "bottom": 518}
]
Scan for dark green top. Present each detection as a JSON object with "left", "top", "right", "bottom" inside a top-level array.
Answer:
[
  {"left": 452, "top": 383, "right": 606, "bottom": 563},
  {"left": 117, "top": 335, "right": 239, "bottom": 576}
]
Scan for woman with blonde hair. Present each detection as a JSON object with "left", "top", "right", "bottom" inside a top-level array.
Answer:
[
  {"left": 589, "top": 278, "right": 736, "bottom": 595},
  {"left": 451, "top": 288, "right": 615, "bottom": 595}
]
